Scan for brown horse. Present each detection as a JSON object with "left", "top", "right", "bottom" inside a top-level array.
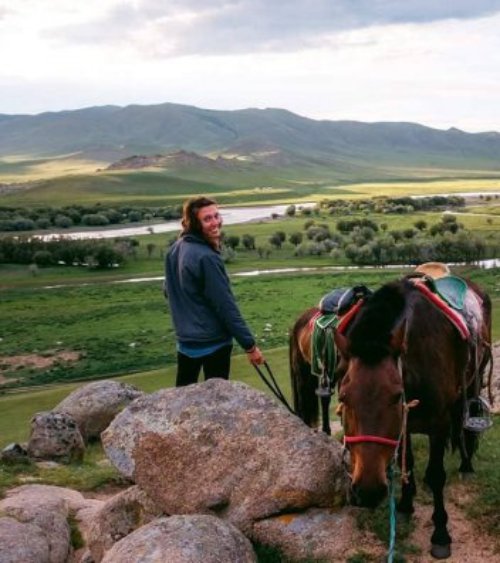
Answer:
[{"left": 290, "top": 277, "right": 492, "bottom": 559}]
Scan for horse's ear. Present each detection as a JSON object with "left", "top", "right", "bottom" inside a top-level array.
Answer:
[
  {"left": 334, "top": 329, "right": 350, "bottom": 358},
  {"left": 390, "top": 319, "right": 407, "bottom": 356}
]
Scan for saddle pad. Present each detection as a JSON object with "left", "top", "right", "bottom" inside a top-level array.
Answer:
[
  {"left": 413, "top": 281, "right": 469, "bottom": 339},
  {"left": 434, "top": 276, "right": 468, "bottom": 310},
  {"left": 311, "top": 313, "right": 339, "bottom": 378}
]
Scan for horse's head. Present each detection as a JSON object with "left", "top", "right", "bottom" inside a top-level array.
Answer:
[{"left": 335, "top": 326, "right": 405, "bottom": 508}]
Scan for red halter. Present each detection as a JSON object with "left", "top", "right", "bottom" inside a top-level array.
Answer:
[{"left": 344, "top": 435, "right": 399, "bottom": 447}]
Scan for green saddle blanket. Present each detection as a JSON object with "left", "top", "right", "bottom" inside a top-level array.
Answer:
[
  {"left": 433, "top": 275, "right": 468, "bottom": 310},
  {"left": 311, "top": 313, "right": 340, "bottom": 379}
]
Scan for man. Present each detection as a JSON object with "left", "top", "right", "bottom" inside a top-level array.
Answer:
[{"left": 165, "top": 196, "right": 264, "bottom": 386}]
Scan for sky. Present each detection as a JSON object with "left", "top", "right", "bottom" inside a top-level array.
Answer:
[{"left": 1, "top": 0, "right": 500, "bottom": 132}]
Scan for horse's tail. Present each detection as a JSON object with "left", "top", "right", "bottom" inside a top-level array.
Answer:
[{"left": 289, "top": 309, "right": 319, "bottom": 428}]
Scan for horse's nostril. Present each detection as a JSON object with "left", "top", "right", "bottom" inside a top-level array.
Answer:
[{"left": 350, "top": 483, "right": 387, "bottom": 508}]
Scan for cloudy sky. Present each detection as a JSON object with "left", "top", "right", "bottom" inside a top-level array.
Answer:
[{"left": 1, "top": 0, "right": 500, "bottom": 132}]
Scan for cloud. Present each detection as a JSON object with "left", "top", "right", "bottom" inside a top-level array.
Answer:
[{"left": 47, "top": 0, "right": 500, "bottom": 56}]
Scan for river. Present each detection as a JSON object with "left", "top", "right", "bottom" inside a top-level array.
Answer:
[
  {"left": 41, "top": 259, "right": 499, "bottom": 290},
  {"left": 41, "top": 203, "right": 311, "bottom": 241}
]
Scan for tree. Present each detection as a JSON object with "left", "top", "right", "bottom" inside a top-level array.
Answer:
[
  {"left": 414, "top": 220, "right": 427, "bottom": 231},
  {"left": 54, "top": 214, "right": 74, "bottom": 228},
  {"left": 33, "top": 250, "right": 54, "bottom": 267},
  {"left": 242, "top": 234, "right": 255, "bottom": 250},
  {"left": 289, "top": 232, "right": 303, "bottom": 246},
  {"left": 225, "top": 235, "right": 240, "bottom": 249},
  {"left": 269, "top": 233, "right": 283, "bottom": 249},
  {"left": 269, "top": 231, "right": 286, "bottom": 249},
  {"left": 285, "top": 204, "right": 296, "bottom": 217}
]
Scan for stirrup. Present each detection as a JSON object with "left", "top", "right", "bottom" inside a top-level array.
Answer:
[
  {"left": 316, "top": 386, "right": 333, "bottom": 397},
  {"left": 463, "top": 397, "right": 493, "bottom": 432}
]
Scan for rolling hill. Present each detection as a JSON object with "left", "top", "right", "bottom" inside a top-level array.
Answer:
[
  {"left": 1, "top": 102, "right": 500, "bottom": 171},
  {"left": 1, "top": 103, "right": 500, "bottom": 206}
]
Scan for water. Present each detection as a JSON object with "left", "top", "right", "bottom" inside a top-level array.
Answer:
[
  {"left": 42, "top": 259, "right": 500, "bottom": 290},
  {"left": 40, "top": 203, "right": 312, "bottom": 241}
]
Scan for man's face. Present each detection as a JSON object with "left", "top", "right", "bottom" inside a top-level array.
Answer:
[{"left": 197, "top": 204, "right": 223, "bottom": 245}]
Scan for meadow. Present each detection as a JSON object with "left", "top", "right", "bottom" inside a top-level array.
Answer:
[{"left": 1, "top": 181, "right": 499, "bottom": 560}]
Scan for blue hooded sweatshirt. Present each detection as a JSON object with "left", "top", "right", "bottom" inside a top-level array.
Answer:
[{"left": 165, "top": 233, "right": 256, "bottom": 351}]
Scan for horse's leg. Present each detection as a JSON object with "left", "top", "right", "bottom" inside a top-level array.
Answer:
[
  {"left": 320, "top": 394, "right": 331, "bottom": 435},
  {"left": 397, "top": 433, "right": 416, "bottom": 515},
  {"left": 458, "top": 428, "right": 478, "bottom": 477},
  {"left": 290, "top": 341, "right": 319, "bottom": 428},
  {"left": 424, "top": 435, "right": 451, "bottom": 559}
]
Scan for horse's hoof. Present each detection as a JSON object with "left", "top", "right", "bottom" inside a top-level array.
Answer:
[
  {"left": 459, "top": 471, "right": 475, "bottom": 481},
  {"left": 431, "top": 544, "right": 451, "bottom": 559}
]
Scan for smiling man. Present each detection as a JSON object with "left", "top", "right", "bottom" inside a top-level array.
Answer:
[{"left": 165, "top": 196, "right": 264, "bottom": 386}]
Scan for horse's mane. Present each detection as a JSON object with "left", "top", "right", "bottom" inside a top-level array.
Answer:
[{"left": 347, "top": 279, "right": 408, "bottom": 364}]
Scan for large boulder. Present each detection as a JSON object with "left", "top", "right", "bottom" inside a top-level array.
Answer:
[
  {"left": 0, "top": 485, "right": 100, "bottom": 563},
  {"left": 27, "top": 411, "right": 85, "bottom": 463},
  {"left": 53, "top": 380, "right": 144, "bottom": 440},
  {"left": 0, "top": 517, "right": 50, "bottom": 563},
  {"left": 102, "top": 379, "right": 346, "bottom": 532},
  {"left": 251, "top": 507, "right": 362, "bottom": 561},
  {"left": 101, "top": 515, "right": 256, "bottom": 563},
  {"left": 87, "top": 485, "right": 163, "bottom": 562}
]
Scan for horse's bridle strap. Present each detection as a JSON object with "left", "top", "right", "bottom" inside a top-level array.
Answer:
[{"left": 344, "top": 435, "right": 399, "bottom": 447}]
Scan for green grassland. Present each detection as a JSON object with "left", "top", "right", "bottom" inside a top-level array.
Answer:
[
  {"left": 2, "top": 156, "right": 500, "bottom": 207},
  {"left": 0, "top": 201, "right": 499, "bottom": 555},
  {"left": 1, "top": 265, "right": 498, "bottom": 390}
]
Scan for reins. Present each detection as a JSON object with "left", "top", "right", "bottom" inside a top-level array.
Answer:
[{"left": 252, "top": 361, "right": 296, "bottom": 415}]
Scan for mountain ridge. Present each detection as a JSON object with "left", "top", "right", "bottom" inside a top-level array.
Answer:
[{"left": 1, "top": 102, "right": 500, "bottom": 177}]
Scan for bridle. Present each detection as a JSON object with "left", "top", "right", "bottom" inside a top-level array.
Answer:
[
  {"left": 340, "top": 356, "right": 419, "bottom": 481},
  {"left": 344, "top": 434, "right": 399, "bottom": 448}
]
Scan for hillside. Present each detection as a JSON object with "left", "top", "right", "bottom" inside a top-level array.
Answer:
[{"left": 1, "top": 103, "right": 500, "bottom": 174}]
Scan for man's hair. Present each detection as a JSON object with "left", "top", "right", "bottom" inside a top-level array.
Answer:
[{"left": 181, "top": 196, "right": 217, "bottom": 236}]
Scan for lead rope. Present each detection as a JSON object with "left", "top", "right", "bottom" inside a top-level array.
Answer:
[
  {"left": 388, "top": 356, "right": 419, "bottom": 562},
  {"left": 252, "top": 361, "right": 295, "bottom": 415}
]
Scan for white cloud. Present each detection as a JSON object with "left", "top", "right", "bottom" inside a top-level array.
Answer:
[{"left": 0, "top": 1, "right": 499, "bottom": 132}]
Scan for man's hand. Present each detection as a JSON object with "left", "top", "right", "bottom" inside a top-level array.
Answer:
[{"left": 246, "top": 345, "right": 265, "bottom": 365}]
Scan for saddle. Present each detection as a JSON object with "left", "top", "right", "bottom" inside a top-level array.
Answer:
[
  {"left": 409, "top": 263, "right": 492, "bottom": 431},
  {"left": 408, "top": 263, "right": 471, "bottom": 339},
  {"left": 311, "top": 285, "right": 372, "bottom": 383}
]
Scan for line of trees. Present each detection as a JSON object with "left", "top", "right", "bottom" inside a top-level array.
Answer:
[
  {"left": 0, "top": 204, "right": 182, "bottom": 232},
  {"left": 223, "top": 214, "right": 495, "bottom": 266},
  {"left": 0, "top": 236, "right": 141, "bottom": 268}
]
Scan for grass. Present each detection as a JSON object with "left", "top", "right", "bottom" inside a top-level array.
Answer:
[
  {"left": 0, "top": 269, "right": 407, "bottom": 388},
  {"left": 0, "top": 181, "right": 500, "bottom": 563},
  {"left": 2, "top": 165, "right": 500, "bottom": 207}
]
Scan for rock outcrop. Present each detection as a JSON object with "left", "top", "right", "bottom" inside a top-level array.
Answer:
[
  {"left": 27, "top": 411, "right": 85, "bottom": 463},
  {"left": 87, "top": 485, "right": 163, "bottom": 562},
  {"left": 102, "top": 379, "right": 346, "bottom": 533},
  {"left": 53, "top": 380, "right": 144, "bottom": 441},
  {"left": 0, "top": 485, "right": 102, "bottom": 563},
  {"left": 101, "top": 515, "right": 256, "bottom": 563}
]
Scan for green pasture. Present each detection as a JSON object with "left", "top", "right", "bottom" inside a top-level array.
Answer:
[
  {"left": 0, "top": 270, "right": 405, "bottom": 388},
  {"left": 2, "top": 164, "right": 500, "bottom": 207},
  {"left": 1, "top": 266, "right": 498, "bottom": 390}
]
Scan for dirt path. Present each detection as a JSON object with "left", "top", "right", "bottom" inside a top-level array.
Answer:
[{"left": 404, "top": 482, "right": 499, "bottom": 562}]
